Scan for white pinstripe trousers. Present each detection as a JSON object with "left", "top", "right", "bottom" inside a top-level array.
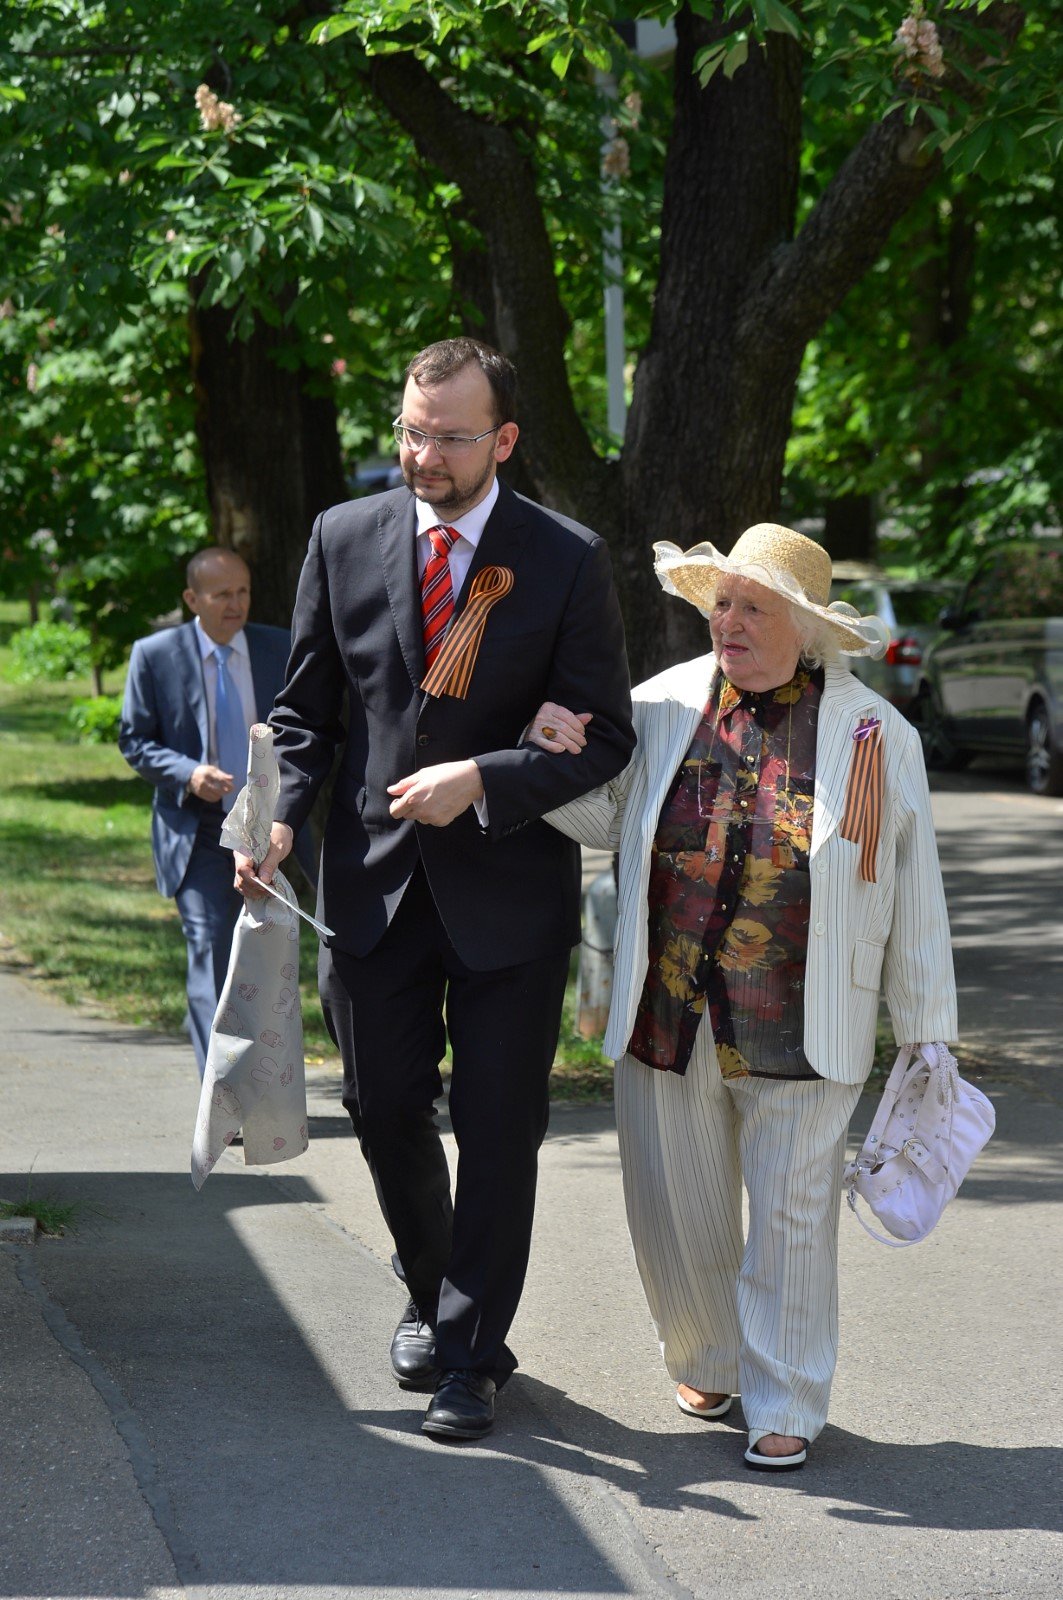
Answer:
[{"left": 615, "top": 1024, "right": 861, "bottom": 1446}]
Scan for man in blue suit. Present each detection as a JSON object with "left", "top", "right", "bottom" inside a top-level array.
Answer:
[{"left": 119, "top": 547, "right": 296, "bottom": 1078}]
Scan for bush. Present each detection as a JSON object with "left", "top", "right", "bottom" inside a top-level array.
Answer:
[
  {"left": 68, "top": 694, "right": 123, "bottom": 744},
  {"left": 4, "top": 620, "right": 93, "bottom": 684}
]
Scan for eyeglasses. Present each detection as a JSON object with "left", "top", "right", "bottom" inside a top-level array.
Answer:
[{"left": 392, "top": 419, "right": 501, "bottom": 456}]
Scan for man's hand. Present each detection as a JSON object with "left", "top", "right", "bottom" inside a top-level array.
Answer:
[
  {"left": 234, "top": 821, "right": 294, "bottom": 897},
  {"left": 525, "top": 703, "right": 592, "bottom": 755},
  {"left": 188, "top": 763, "right": 235, "bottom": 803},
  {"left": 387, "top": 760, "right": 485, "bottom": 827}
]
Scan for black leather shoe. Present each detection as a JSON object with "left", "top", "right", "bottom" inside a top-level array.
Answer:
[
  {"left": 421, "top": 1369, "right": 496, "bottom": 1440},
  {"left": 390, "top": 1300, "right": 438, "bottom": 1390}
]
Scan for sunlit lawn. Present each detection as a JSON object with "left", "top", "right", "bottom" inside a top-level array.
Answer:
[{"left": 0, "top": 601, "right": 613, "bottom": 1097}]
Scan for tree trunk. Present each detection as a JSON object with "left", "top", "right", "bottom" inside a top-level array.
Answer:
[
  {"left": 619, "top": 11, "right": 804, "bottom": 673},
  {"left": 365, "top": 5, "right": 947, "bottom": 681},
  {"left": 188, "top": 289, "right": 348, "bottom": 626},
  {"left": 824, "top": 493, "right": 877, "bottom": 563}
]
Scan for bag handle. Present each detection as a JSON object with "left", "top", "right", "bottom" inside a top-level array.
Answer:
[
  {"left": 845, "top": 1186, "right": 919, "bottom": 1248},
  {"left": 856, "top": 1045, "right": 918, "bottom": 1160}
]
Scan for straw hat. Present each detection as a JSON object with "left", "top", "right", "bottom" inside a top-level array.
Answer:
[{"left": 653, "top": 523, "right": 889, "bottom": 658}]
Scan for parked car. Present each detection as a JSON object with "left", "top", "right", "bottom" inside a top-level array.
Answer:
[
  {"left": 910, "top": 539, "right": 1063, "bottom": 796},
  {"left": 828, "top": 564, "right": 961, "bottom": 712}
]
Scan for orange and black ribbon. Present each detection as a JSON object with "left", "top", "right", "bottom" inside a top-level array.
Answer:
[
  {"left": 420, "top": 565, "right": 514, "bottom": 699},
  {"left": 839, "top": 717, "right": 883, "bottom": 882}
]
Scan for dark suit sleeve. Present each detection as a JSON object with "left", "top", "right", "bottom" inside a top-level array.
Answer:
[
  {"left": 118, "top": 639, "right": 199, "bottom": 803},
  {"left": 268, "top": 518, "right": 349, "bottom": 836},
  {"left": 475, "top": 534, "right": 634, "bottom": 838}
]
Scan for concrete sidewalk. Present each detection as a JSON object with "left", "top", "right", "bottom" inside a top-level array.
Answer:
[{"left": 2, "top": 784, "right": 1062, "bottom": 1600}]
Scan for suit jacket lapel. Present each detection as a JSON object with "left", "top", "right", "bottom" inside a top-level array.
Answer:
[
  {"left": 175, "top": 621, "right": 210, "bottom": 760},
  {"left": 377, "top": 493, "right": 424, "bottom": 691},
  {"left": 811, "top": 665, "right": 885, "bottom": 856},
  {"left": 454, "top": 481, "right": 531, "bottom": 612},
  {"left": 247, "top": 628, "right": 272, "bottom": 722}
]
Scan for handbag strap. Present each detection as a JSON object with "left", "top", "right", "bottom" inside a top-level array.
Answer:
[
  {"left": 855, "top": 1045, "right": 917, "bottom": 1160},
  {"left": 845, "top": 1186, "right": 920, "bottom": 1247}
]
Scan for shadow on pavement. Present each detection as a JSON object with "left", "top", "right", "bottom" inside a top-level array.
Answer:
[
  {"left": 2, "top": 1168, "right": 637, "bottom": 1597},
  {"left": 510, "top": 1379, "right": 1062, "bottom": 1535}
]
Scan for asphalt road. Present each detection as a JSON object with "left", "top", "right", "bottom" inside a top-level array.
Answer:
[{"left": 1, "top": 762, "right": 1061, "bottom": 1600}]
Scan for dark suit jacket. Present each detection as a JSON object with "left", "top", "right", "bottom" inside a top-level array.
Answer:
[
  {"left": 269, "top": 482, "right": 634, "bottom": 968},
  {"left": 119, "top": 620, "right": 296, "bottom": 898}
]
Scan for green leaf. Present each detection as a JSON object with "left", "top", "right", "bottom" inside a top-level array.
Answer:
[
  {"left": 310, "top": 15, "right": 364, "bottom": 45},
  {"left": 754, "top": 0, "right": 802, "bottom": 40},
  {"left": 305, "top": 202, "right": 325, "bottom": 244},
  {"left": 694, "top": 42, "right": 728, "bottom": 86},
  {"left": 722, "top": 39, "right": 749, "bottom": 79}
]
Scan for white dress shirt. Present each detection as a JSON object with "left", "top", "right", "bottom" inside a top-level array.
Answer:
[
  {"left": 414, "top": 477, "right": 499, "bottom": 596},
  {"left": 414, "top": 478, "right": 500, "bottom": 826},
  {"left": 195, "top": 617, "right": 257, "bottom": 773}
]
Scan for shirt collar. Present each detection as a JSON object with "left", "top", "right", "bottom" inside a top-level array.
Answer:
[
  {"left": 194, "top": 616, "right": 249, "bottom": 660},
  {"left": 717, "top": 666, "right": 815, "bottom": 720},
  {"left": 414, "top": 476, "right": 499, "bottom": 548}
]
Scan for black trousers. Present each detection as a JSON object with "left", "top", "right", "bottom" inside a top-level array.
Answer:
[{"left": 319, "top": 865, "right": 570, "bottom": 1384}]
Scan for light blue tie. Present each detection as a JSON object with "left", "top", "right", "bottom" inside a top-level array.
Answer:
[{"left": 212, "top": 645, "right": 247, "bottom": 813}]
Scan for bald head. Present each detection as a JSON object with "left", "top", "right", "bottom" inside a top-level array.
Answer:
[{"left": 183, "top": 548, "right": 251, "bottom": 646}]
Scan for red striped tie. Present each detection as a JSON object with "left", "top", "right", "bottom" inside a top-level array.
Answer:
[{"left": 421, "top": 524, "right": 458, "bottom": 669}]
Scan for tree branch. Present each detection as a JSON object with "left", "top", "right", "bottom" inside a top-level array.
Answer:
[
  {"left": 366, "top": 50, "right": 611, "bottom": 518},
  {"left": 740, "top": 106, "right": 940, "bottom": 357}
]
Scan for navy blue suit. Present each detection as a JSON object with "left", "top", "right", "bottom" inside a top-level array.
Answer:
[{"left": 119, "top": 620, "right": 296, "bottom": 1074}]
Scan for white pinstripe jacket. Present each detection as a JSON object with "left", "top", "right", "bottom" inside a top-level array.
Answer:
[{"left": 546, "top": 655, "right": 958, "bottom": 1084}]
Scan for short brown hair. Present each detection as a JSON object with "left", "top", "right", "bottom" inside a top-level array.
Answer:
[{"left": 404, "top": 338, "right": 517, "bottom": 426}]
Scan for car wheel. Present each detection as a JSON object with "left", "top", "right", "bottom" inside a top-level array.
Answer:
[
  {"left": 1025, "top": 701, "right": 1063, "bottom": 796},
  {"left": 911, "top": 687, "right": 970, "bottom": 771}
]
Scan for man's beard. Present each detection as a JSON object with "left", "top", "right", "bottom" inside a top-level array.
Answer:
[{"left": 402, "top": 455, "right": 495, "bottom": 519}]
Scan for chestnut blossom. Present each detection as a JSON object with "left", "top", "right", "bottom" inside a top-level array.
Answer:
[
  {"left": 623, "top": 90, "right": 642, "bottom": 127},
  {"left": 330, "top": 358, "right": 347, "bottom": 378},
  {"left": 894, "top": 11, "right": 945, "bottom": 81},
  {"left": 195, "top": 83, "right": 241, "bottom": 134},
  {"left": 601, "top": 133, "right": 631, "bottom": 181},
  {"left": 0, "top": 297, "right": 14, "bottom": 319},
  {"left": 26, "top": 363, "right": 39, "bottom": 394}
]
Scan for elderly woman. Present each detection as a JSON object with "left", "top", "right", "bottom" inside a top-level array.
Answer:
[{"left": 531, "top": 525, "right": 957, "bottom": 1471}]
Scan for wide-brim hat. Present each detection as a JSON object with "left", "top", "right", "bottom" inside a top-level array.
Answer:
[{"left": 653, "top": 523, "right": 889, "bottom": 658}]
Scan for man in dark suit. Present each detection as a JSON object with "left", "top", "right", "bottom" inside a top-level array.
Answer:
[
  {"left": 237, "top": 338, "right": 633, "bottom": 1440},
  {"left": 119, "top": 547, "right": 296, "bottom": 1079}
]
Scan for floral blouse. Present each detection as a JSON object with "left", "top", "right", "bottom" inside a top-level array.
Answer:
[{"left": 627, "top": 668, "right": 823, "bottom": 1079}]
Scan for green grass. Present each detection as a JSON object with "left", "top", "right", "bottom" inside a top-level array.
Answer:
[
  {"left": 0, "top": 1195, "right": 79, "bottom": 1236},
  {"left": 0, "top": 600, "right": 614, "bottom": 1097}
]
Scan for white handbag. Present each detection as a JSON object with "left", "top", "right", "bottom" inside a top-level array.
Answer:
[{"left": 843, "top": 1043, "right": 996, "bottom": 1246}]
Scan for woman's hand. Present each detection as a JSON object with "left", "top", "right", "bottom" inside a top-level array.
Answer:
[{"left": 525, "top": 703, "right": 593, "bottom": 754}]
